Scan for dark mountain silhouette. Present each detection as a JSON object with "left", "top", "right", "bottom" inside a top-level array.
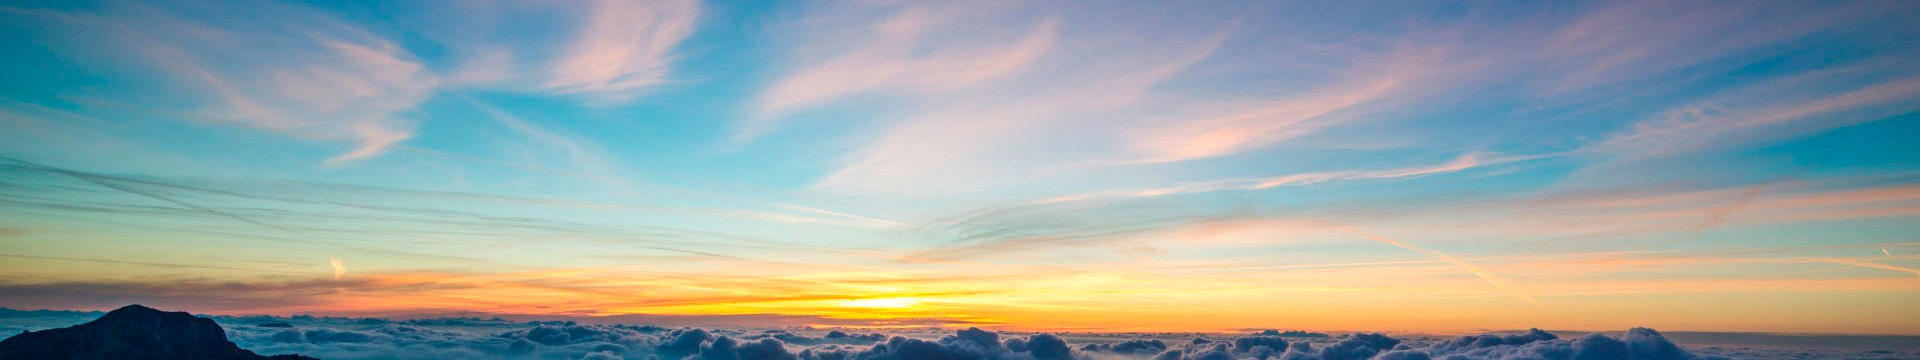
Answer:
[{"left": 0, "top": 304, "right": 318, "bottom": 360}]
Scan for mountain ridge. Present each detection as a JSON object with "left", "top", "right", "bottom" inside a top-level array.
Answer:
[{"left": 0, "top": 304, "right": 318, "bottom": 360}]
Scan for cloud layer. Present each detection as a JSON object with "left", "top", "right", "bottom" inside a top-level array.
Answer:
[
  {"left": 5, "top": 0, "right": 700, "bottom": 162},
  {"left": 209, "top": 320, "right": 1749, "bottom": 360}
]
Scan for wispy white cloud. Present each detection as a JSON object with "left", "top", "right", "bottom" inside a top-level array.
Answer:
[
  {"left": 786, "top": 4, "right": 1506, "bottom": 199},
  {"left": 5, "top": 0, "right": 1920, "bottom": 335},
  {"left": 742, "top": 4, "right": 1058, "bottom": 143},
  {"left": 1120, "top": 79, "right": 1398, "bottom": 164},
  {"left": 1406, "top": 181, "right": 1920, "bottom": 241},
  {"left": 1038, "top": 152, "right": 1547, "bottom": 204},
  {"left": 460, "top": 97, "right": 622, "bottom": 177},
  {"left": 1114, "top": 43, "right": 1486, "bottom": 164},
  {"left": 11, "top": 1, "right": 435, "bottom": 163},
  {"left": 785, "top": 0, "right": 1916, "bottom": 203},
  {"left": 538, "top": 0, "right": 700, "bottom": 102},
  {"left": 0, "top": 100, "right": 207, "bottom": 173},
  {"left": 8, "top": 0, "right": 704, "bottom": 164},
  {"left": 424, "top": 0, "right": 700, "bottom": 103},
  {"left": 1598, "top": 73, "right": 1920, "bottom": 158},
  {"left": 798, "top": 8, "right": 1241, "bottom": 197},
  {"left": 1332, "top": 225, "right": 1542, "bottom": 307},
  {"left": 1539, "top": 1, "right": 1876, "bottom": 93}
]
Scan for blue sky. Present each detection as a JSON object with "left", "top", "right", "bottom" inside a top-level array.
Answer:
[{"left": 1, "top": 0, "right": 1918, "bottom": 334}]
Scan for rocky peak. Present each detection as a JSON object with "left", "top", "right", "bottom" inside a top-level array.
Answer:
[{"left": 0, "top": 304, "right": 318, "bottom": 360}]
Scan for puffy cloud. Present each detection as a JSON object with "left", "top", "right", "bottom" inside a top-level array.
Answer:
[
  {"left": 744, "top": 330, "right": 888, "bottom": 346},
  {"left": 1255, "top": 330, "right": 1331, "bottom": 339},
  {"left": 1124, "top": 328, "right": 1746, "bottom": 360},
  {"left": 0, "top": 309, "right": 1817, "bottom": 360},
  {"left": 734, "top": 338, "right": 801, "bottom": 360},
  {"left": 499, "top": 322, "right": 662, "bottom": 347},
  {"left": 661, "top": 328, "right": 716, "bottom": 356},
  {"left": 224, "top": 321, "right": 670, "bottom": 360},
  {"left": 1025, "top": 334, "right": 1072, "bottom": 360},
  {"left": 1424, "top": 328, "right": 1557, "bottom": 354},
  {"left": 1234, "top": 336, "right": 1292, "bottom": 355},
  {"left": 1080, "top": 339, "right": 1169, "bottom": 355},
  {"left": 1143, "top": 334, "right": 1309, "bottom": 360},
  {"left": 1374, "top": 350, "right": 1431, "bottom": 360}
]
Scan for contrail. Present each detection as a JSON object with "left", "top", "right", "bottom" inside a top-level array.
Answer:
[
  {"left": 330, "top": 258, "right": 347, "bottom": 280},
  {"left": 1331, "top": 224, "right": 1544, "bottom": 308},
  {"left": 1689, "top": 184, "right": 1771, "bottom": 235},
  {"left": 0, "top": 157, "right": 299, "bottom": 233},
  {"left": 396, "top": 147, "right": 910, "bottom": 229},
  {"left": 0, "top": 253, "right": 308, "bottom": 274},
  {"left": 448, "top": 96, "right": 916, "bottom": 229},
  {"left": 1817, "top": 258, "right": 1920, "bottom": 278}
]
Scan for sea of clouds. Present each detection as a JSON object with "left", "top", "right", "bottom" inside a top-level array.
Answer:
[
  {"left": 3, "top": 308, "right": 1917, "bottom": 360},
  {"left": 222, "top": 321, "right": 1692, "bottom": 360}
]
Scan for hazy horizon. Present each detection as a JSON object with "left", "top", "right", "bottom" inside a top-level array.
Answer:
[{"left": 3, "top": 0, "right": 1919, "bottom": 347}]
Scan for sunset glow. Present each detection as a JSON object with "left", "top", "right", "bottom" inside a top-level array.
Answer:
[{"left": 2, "top": 0, "right": 1919, "bottom": 339}]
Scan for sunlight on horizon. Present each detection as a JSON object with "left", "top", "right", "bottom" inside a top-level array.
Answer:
[{"left": 1, "top": 0, "right": 1918, "bottom": 339}]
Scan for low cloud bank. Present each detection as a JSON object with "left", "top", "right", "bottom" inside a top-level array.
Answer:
[
  {"left": 217, "top": 320, "right": 1744, "bottom": 360},
  {"left": 3, "top": 309, "right": 1907, "bottom": 360}
]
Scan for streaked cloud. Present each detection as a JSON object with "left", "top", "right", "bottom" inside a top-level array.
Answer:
[
  {"left": 537, "top": 0, "right": 701, "bottom": 102},
  {"left": 8, "top": 1, "right": 436, "bottom": 163},
  {"left": 460, "top": 97, "right": 626, "bottom": 181},
  {"left": 3, "top": 0, "right": 702, "bottom": 164},
  {"left": 1597, "top": 70, "right": 1920, "bottom": 159},
  {"left": 1332, "top": 225, "right": 1541, "bottom": 307},
  {"left": 1038, "top": 152, "right": 1547, "bottom": 204},
  {"left": 1, "top": 0, "right": 1918, "bottom": 336},
  {"left": 746, "top": 3, "right": 1058, "bottom": 142},
  {"left": 802, "top": 9, "right": 1241, "bottom": 196}
]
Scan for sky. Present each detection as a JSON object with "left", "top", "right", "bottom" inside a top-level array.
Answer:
[{"left": 0, "top": 0, "right": 1917, "bottom": 336}]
